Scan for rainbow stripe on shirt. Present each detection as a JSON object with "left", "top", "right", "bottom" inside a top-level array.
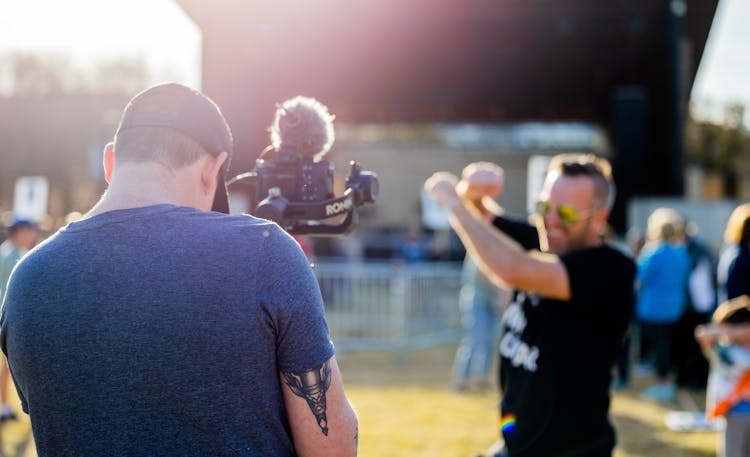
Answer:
[{"left": 500, "top": 413, "right": 516, "bottom": 434}]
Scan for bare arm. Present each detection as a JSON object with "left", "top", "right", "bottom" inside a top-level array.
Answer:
[
  {"left": 281, "top": 356, "right": 358, "bottom": 457},
  {"left": 695, "top": 323, "right": 750, "bottom": 349},
  {"left": 425, "top": 172, "right": 571, "bottom": 300}
]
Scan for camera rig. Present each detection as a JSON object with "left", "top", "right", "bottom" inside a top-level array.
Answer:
[
  {"left": 227, "top": 158, "right": 378, "bottom": 236},
  {"left": 228, "top": 95, "right": 378, "bottom": 235}
]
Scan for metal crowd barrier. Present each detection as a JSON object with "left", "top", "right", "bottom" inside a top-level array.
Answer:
[{"left": 313, "top": 259, "right": 464, "bottom": 354}]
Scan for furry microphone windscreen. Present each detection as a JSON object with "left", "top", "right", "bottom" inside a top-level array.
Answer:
[{"left": 269, "top": 96, "right": 335, "bottom": 161}]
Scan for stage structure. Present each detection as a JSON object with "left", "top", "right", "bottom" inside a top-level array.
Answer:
[{"left": 178, "top": 0, "right": 718, "bottom": 231}]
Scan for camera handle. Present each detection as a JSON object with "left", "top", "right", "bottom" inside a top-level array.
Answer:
[{"left": 257, "top": 188, "right": 359, "bottom": 235}]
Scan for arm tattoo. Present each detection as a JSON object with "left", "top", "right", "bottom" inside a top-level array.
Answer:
[
  {"left": 354, "top": 425, "right": 359, "bottom": 456},
  {"left": 282, "top": 360, "right": 332, "bottom": 435}
]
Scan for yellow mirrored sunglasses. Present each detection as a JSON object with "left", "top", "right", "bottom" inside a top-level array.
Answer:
[{"left": 535, "top": 200, "right": 593, "bottom": 226}]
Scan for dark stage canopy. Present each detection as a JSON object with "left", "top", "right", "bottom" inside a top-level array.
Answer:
[{"left": 178, "top": 0, "right": 719, "bottom": 230}]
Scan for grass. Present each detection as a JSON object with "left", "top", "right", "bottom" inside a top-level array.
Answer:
[
  {"left": 348, "top": 386, "right": 498, "bottom": 457},
  {"left": 0, "top": 345, "right": 719, "bottom": 457},
  {"left": 610, "top": 392, "right": 716, "bottom": 457},
  {"left": 338, "top": 345, "right": 719, "bottom": 457}
]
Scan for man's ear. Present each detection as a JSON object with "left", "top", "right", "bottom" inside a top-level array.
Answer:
[
  {"left": 201, "top": 151, "right": 229, "bottom": 195},
  {"left": 103, "top": 142, "right": 115, "bottom": 183},
  {"left": 593, "top": 208, "right": 610, "bottom": 236}
]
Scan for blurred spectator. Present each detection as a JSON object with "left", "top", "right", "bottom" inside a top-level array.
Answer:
[
  {"left": 398, "top": 228, "right": 428, "bottom": 263},
  {"left": 64, "top": 211, "right": 84, "bottom": 225},
  {"left": 292, "top": 234, "right": 314, "bottom": 262},
  {"left": 1, "top": 220, "right": 41, "bottom": 299},
  {"left": 626, "top": 227, "right": 646, "bottom": 258},
  {"left": 695, "top": 295, "right": 750, "bottom": 457},
  {"left": 0, "top": 219, "right": 41, "bottom": 421},
  {"left": 452, "top": 255, "right": 510, "bottom": 392},
  {"left": 607, "top": 226, "right": 639, "bottom": 390},
  {"left": 625, "top": 227, "right": 655, "bottom": 379},
  {"left": 636, "top": 208, "right": 691, "bottom": 402},
  {"left": 718, "top": 203, "right": 750, "bottom": 303},
  {"left": 674, "top": 222, "right": 717, "bottom": 390}
]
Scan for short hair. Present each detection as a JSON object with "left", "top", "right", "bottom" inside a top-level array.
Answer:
[
  {"left": 114, "top": 127, "right": 206, "bottom": 170},
  {"left": 646, "top": 207, "right": 685, "bottom": 242},
  {"left": 713, "top": 295, "right": 750, "bottom": 325},
  {"left": 724, "top": 203, "right": 750, "bottom": 246},
  {"left": 546, "top": 153, "right": 615, "bottom": 211}
]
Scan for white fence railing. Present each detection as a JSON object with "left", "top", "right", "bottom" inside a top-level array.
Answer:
[{"left": 314, "top": 259, "right": 464, "bottom": 353}]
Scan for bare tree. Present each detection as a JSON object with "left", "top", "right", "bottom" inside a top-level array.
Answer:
[
  {"left": 686, "top": 103, "right": 750, "bottom": 196},
  {"left": 90, "top": 56, "right": 151, "bottom": 94},
  {"left": 0, "top": 52, "right": 151, "bottom": 96}
]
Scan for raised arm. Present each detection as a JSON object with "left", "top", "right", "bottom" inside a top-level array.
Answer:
[
  {"left": 425, "top": 171, "right": 571, "bottom": 300},
  {"left": 280, "top": 355, "right": 358, "bottom": 457}
]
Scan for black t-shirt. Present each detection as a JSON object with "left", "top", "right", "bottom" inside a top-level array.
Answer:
[
  {"left": 493, "top": 216, "right": 636, "bottom": 457},
  {"left": 492, "top": 215, "right": 540, "bottom": 251}
]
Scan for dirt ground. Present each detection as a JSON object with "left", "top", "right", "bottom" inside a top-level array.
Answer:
[{"left": 337, "top": 345, "right": 718, "bottom": 457}]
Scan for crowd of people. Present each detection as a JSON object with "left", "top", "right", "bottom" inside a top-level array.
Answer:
[
  {"left": 0, "top": 81, "right": 748, "bottom": 457},
  {"left": 629, "top": 201, "right": 750, "bottom": 438}
]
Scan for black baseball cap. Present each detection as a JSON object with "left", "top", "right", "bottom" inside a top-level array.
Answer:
[{"left": 115, "top": 82, "right": 234, "bottom": 213}]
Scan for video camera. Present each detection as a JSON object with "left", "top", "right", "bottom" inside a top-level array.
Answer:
[{"left": 227, "top": 96, "right": 377, "bottom": 235}]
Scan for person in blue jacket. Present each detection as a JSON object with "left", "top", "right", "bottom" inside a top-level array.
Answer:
[{"left": 636, "top": 208, "right": 691, "bottom": 402}]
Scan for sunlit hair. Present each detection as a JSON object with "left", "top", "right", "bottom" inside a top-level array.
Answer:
[
  {"left": 115, "top": 128, "right": 207, "bottom": 170},
  {"left": 545, "top": 153, "right": 615, "bottom": 211},
  {"left": 269, "top": 96, "right": 335, "bottom": 161},
  {"left": 646, "top": 207, "right": 685, "bottom": 242},
  {"left": 724, "top": 202, "right": 750, "bottom": 246}
]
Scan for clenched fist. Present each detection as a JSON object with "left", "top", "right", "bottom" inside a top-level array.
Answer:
[
  {"left": 457, "top": 162, "right": 504, "bottom": 201},
  {"left": 424, "top": 172, "right": 461, "bottom": 210}
]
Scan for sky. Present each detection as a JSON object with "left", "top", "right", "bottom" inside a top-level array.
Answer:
[
  {"left": 0, "top": 0, "right": 747, "bottom": 126},
  {"left": 691, "top": 0, "right": 750, "bottom": 125},
  {"left": 0, "top": 0, "right": 201, "bottom": 88}
]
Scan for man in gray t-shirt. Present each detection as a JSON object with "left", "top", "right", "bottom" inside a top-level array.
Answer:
[{"left": 0, "top": 83, "right": 358, "bottom": 457}]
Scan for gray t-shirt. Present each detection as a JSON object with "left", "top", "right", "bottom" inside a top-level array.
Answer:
[{"left": 1, "top": 204, "right": 334, "bottom": 457}]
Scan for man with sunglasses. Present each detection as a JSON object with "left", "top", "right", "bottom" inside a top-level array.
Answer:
[{"left": 425, "top": 154, "right": 636, "bottom": 457}]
